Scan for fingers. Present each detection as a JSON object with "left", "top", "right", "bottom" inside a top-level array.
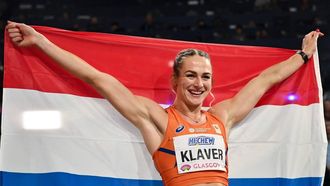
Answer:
[
  {"left": 301, "top": 30, "right": 324, "bottom": 58},
  {"left": 6, "top": 21, "right": 29, "bottom": 33},
  {"left": 6, "top": 21, "right": 42, "bottom": 47},
  {"left": 12, "top": 36, "right": 23, "bottom": 43},
  {"left": 6, "top": 20, "right": 22, "bottom": 30},
  {"left": 304, "top": 30, "right": 324, "bottom": 40},
  {"left": 7, "top": 26, "right": 22, "bottom": 39},
  {"left": 6, "top": 21, "right": 25, "bottom": 45},
  {"left": 9, "top": 32, "right": 22, "bottom": 38},
  {"left": 304, "top": 31, "right": 315, "bottom": 39},
  {"left": 6, "top": 21, "right": 21, "bottom": 36},
  {"left": 9, "top": 33, "right": 23, "bottom": 45},
  {"left": 7, "top": 27, "right": 20, "bottom": 33},
  {"left": 315, "top": 29, "right": 324, "bottom": 37},
  {"left": 6, "top": 23, "right": 16, "bottom": 31},
  {"left": 9, "top": 32, "right": 23, "bottom": 42},
  {"left": 311, "top": 31, "right": 323, "bottom": 40}
]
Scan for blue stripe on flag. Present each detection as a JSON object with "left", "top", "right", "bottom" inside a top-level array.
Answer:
[
  {"left": 229, "top": 177, "right": 323, "bottom": 186},
  {"left": 0, "top": 171, "right": 323, "bottom": 186},
  {"left": 0, "top": 171, "right": 162, "bottom": 186}
]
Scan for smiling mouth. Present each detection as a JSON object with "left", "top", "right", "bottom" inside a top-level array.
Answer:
[{"left": 188, "top": 90, "right": 204, "bottom": 96}]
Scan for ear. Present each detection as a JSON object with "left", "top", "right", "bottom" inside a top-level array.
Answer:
[{"left": 171, "top": 75, "right": 178, "bottom": 93}]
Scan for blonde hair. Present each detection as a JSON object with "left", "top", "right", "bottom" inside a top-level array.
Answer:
[{"left": 173, "top": 48, "right": 210, "bottom": 78}]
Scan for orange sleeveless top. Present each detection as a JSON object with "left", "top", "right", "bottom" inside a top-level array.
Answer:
[{"left": 153, "top": 106, "right": 228, "bottom": 186}]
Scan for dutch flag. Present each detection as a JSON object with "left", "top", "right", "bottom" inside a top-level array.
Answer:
[{"left": 1, "top": 26, "right": 327, "bottom": 186}]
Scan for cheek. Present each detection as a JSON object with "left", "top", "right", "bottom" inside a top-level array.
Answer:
[
  {"left": 172, "top": 80, "right": 186, "bottom": 93},
  {"left": 177, "top": 78, "right": 190, "bottom": 87},
  {"left": 205, "top": 81, "right": 212, "bottom": 90}
]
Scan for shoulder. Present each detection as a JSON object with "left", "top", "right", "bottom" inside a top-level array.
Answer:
[
  {"left": 208, "top": 101, "right": 230, "bottom": 123},
  {"left": 208, "top": 103, "right": 232, "bottom": 133},
  {"left": 136, "top": 96, "right": 168, "bottom": 133}
]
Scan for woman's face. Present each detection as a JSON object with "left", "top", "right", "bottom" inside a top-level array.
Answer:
[{"left": 173, "top": 55, "right": 212, "bottom": 107}]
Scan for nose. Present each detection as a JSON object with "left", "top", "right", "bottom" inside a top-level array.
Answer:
[{"left": 194, "top": 77, "right": 203, "bottom": 88}]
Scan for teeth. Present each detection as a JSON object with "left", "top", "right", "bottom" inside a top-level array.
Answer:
[{"left": 189, "top": 90, "right": 203, "bottom": 95}]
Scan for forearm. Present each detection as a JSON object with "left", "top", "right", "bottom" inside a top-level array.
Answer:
[
  {"left": 259, "top": 53, "right": 306, "bottom": 86},
  {"left": 35, "top": 35, "right": 151, "bottom": 125},
  {"left": 35, "top": 35, "right": 99, "bottom": 82},
  {"left": 213, "top": 30, "right": 322, "bottom": 129},
  {"left": 217, "top": 53, "right": 307, "bottom": 128},
  {"left": 259, "top": 29, "right": 322, "bottom": 86}
]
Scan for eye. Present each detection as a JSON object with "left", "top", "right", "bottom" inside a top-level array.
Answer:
[
  {"left": 185, "top": 73, "right": 195, "bottom": 79},
  {"left": 202, "top": 75, "right": 211, "bottom": 80}
]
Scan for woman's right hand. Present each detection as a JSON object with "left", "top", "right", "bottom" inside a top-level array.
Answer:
[{"left": 6, "top": 21, "right": 44, "bottom": 47}]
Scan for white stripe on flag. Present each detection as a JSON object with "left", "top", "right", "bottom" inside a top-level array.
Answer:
[
  {"left": 1, "top": 88, "right": 326, "bottom": 180},
  {"left": 229, "top": 104, "right": 326, "bottom": 178}
]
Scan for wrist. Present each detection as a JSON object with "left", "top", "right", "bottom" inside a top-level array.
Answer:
[
  {"left": 35, "top": 34, "right": 50, "bottom": 49},
  {"left": 296, "top": 50, "right": 309, "bottom": 64}
]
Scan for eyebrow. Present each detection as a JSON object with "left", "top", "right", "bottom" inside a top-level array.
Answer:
[{"left": 184, "top": 70, "right": 212, "bottom": 76}]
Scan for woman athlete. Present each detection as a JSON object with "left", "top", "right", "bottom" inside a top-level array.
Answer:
[{"left": 6, "top": 21, "right": 323, "bottom": 186}]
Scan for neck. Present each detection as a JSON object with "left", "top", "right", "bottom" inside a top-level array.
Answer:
[
  {"left": 172, "top": 101, "right": 204, "bottom": 124},
  {"left": 172, "top": 99, "right": 202, "bottom": 114}
]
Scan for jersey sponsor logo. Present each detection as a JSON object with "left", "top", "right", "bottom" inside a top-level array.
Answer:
[
  {"left": 176, "top": 125, "right": 185, "bottom": 133},
  {"left": 189, "top": 128, "right": 211, "bottom": 133},
  {"left": 188, "top": 136, "right": 215, "bottom": 146},
  {"left": 212, "top": 124, "right": 222, "bottom": 134},
  {"left": 180, "top": 164, "right": 191, "bottom": 172},
  {"left": 180, "top": 148, "right": 224, "bottom": 163}
]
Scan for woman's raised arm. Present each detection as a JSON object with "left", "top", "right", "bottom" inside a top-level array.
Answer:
[
  {"left": 210, "top": 30, "right": 324, "bottom": 132},
  {"left": 6, "top": 21, "right": 167, "bottom": 149}
]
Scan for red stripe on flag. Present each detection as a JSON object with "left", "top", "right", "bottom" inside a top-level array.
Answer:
[{"left": 4, "top": 26, "right": 319, "bottom": 106}]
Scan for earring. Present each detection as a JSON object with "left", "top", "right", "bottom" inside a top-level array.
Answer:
[
  {"left": 171, "top": 89, "right": 176, "bottom": 95},
  {"left": 209, "top": 91, "right": 215, "bottom": 107}
]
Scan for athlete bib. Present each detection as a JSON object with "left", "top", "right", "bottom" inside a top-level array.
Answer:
[{"left": 173, "top": 133, "right": 226, "bottom": 174}]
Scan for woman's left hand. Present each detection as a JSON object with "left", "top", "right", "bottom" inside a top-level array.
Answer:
[{"left": 302, "top": 29, "right": 324, "bottom": 58}]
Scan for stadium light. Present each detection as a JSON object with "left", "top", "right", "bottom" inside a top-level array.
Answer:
[{"left": 23, "top": 111, "right": 62, "bottom": 130}]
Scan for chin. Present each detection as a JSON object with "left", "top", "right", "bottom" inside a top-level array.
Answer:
[
  {"left": 181, "top": 91, "right": 209, "bottom": 107},
  {"left": 186, "top": 97, "right": 205, "bottom": 107}
]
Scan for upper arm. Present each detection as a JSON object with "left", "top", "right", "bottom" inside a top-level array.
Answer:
[
  {"left": 91, "top": 73, "right": 167, "bottom": 154},
  {"left": 89, "top": 71, "right": 166, "bottom": 130}
]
